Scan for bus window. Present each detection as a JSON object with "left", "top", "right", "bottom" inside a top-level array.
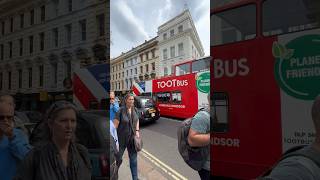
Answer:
[
  {"left": 211, "top": 4, "right": 256, "bottom": 46},
  {"left": 192, "top": 57, "right": 210, "bottom": 73},
  {"left": 172, "top": 91, "right": 182, "bottom": 104},
  {"left": 263, "top": 0, "right": 320, "bottom": 36},
  {"left": 175, "top": 63, "right": 191, "bottom": 76},
  {"left": 156, "top": 92, "right": 171, "bottom": 103},
  {"left": 212, "top": 92, "right": 229, "bottom": 133}
]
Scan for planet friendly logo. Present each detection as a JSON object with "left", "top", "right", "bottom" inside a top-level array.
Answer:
[
  {"left": 273, "top": 34, "right": 320, "bottom": 100},
  {"left": 196, "top": 72, "right": 210, "bottom": 93}
]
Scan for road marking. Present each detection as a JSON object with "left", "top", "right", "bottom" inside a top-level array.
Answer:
[{"left": 141, "top": 149, "right": 188, "bottom": 180}]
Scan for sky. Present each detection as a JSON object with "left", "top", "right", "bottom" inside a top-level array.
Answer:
[{"left": 110, "top": 0, "right": 210, "bottom": 59}]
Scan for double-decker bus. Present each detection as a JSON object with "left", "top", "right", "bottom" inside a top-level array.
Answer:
[
  {"left": 211, "top": 0, "right": 320, "bottom": 179},
  {"left": 135, "top": 56, "right": 210, "bottom": 119}
]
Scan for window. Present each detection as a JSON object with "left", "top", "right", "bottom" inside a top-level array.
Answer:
[
  {"left": 19, "top": 39, "right": 23, "bottom": 56},
  {"left": 263, "top": 0, "right": 320, "bottom": 36},
  {"left": 145, "top": 64, "right": 149, "bottom": 72},
  {"left": 126, "top": 70, "right": 128, "bottom": 76},
  {"left": 178, "top": 25, "right": 183, "bottom": 33},
  {"left": 140, "top": 54, "right": 143, "bottom": 62},
  {"left": 79, "top": 20, "right": 86, "bottom": 41},
  {"left": 213, "top": 92, "right": 229, "bottom": 133},
  {"left": 39, "top": 32, "right": 45, "bottom": 51},
  {"left": 172, "top": 91, "right": 182, "bottom": 104},
  {"left": 68, "top": 0, "right": 73, "bottom": 12},
  {"left": 53, "top": 64, "right": 57, "bottom": 85},
  {"left": 130, "top": 69, "right": 133, "bottom": 75},
  {"left": 53, "top": 28, "right": 58, "bottom": 47},
  {"left": 0, "top": 44, "right": 3, "bottom": 60},
  {"left": 112, "top": 74, "right": 114, "bottom": 80},
  {"left": 10, "top": 18, "right": 13, "bottom": 32},
  {"left": 29, "top": 36, "right": 33, "bottom": 53},
  {"left": 146, "top": 52, "right": 149, "bottom": 60},
  {"left": 134, "top": 68, "right": 137, "bottom": 74},
  {"left": 152, "top": 62, "right": 155, "bottom": 71},
  {"left": 130, "top": 59, "right": 133, "bottom": 65},
  {"left": 170, "top": 46, "right": 175, "bottom": 58},
  {"left": 140, "top": 66, "right": 143, "bottom": 74},
  {"left": 116, "top": 73, "right": 117, "bottom": 79},
  {"left": 30, "top": 9, "right": 34, "bottom": 25},
  {"left": 156, "top": 92, "right": 171, "bottom": 103},
  {"left": 96, "top": 14, "right": 105, "bottom": 36},
  {"left": 8, "top": 71, "right": 11, "bottom": 90},
  {"left": 118, "top": 73, "right": 120, "bottom": 79},
  {"left": 54, "top": 1, "right": 59, "bottom": 16},
  {"left": 178, "top": 43, "right": 184, "bottom": 56},
  {"left": 65, "top": 24, "right": 72, "bottom": 44},
  {"left": 20, "top": 14, "right": 24, "bottom": 28},
  {"left": 41, "top": 5, "right": 46, "bottom": 22},
  {"left": 65, "top": 61, "right": 71, "bottom": 78},
  {"left": 152, "top": 50, "right": 155, "bottom": 58},
  {"left": 170, "top": 29, "right": 174, "bottom": 37},
  {"left": 163, "top": 33, "right": 167, "bottom": 40},
  {"left": 0, "top": 73, "right": 2, "bottom": 90},
  {"left": 212, "top": 4, "right": 256, "bottom": 46},
  {"left": 122, "top": 72, "right": 124, "bottom": 77},
  {"left": 28, "top": 67, "right": 32, "bottom": 88},
  {"left": 1, "top": 21, "right": 4, "bottom": 35},
  {"left": 39, "top": 65, "right": 44, "bottom": 87},
  {"left": 18, "top": 69, "right": 22, "bottom": 88},
  {"left": 8, "top": 42, "right": 12, "bottom": 58},
  {"left": 192, "top": 57, "right": 210, "bottom": 73},
  {"left": 163, "top": 49, "right": 168, "bottom": 60},
  {"left": 164, "top": 67, "right": 168, "bottom": 76}
]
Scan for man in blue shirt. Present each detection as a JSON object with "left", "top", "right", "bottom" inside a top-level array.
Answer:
[
  {"left": 0, "top": 101, "right": 32, "bottom": 180},
  {"left": 110, "top": 91, "right": 120, "bottom": 122}
]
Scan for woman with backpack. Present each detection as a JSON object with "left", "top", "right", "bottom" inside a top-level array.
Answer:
[
  {"left": 114, "top": 93, "right": 141, "bottom": 180},
  {"left": 14, "top": 101, "right": 92, "bottom": 180}
]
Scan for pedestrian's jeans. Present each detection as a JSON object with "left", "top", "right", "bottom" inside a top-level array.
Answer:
[{"left": 118, "top": 144, "right": 138, "bottom": 180}]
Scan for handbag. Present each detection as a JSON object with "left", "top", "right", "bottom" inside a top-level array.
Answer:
[{"left": 130, "top": 107, "right": 143, "bottom": 152}]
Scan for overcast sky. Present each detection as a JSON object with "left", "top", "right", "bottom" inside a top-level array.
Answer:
[{"left": 110, "top": 0, "right": 210, "bottom": 59}]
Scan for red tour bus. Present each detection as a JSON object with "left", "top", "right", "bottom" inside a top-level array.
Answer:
[
  {"left": 152, "top": 71, "right": 210, "bottom": 119},
  {"left": 211, "top": 0, "right": 320, "bottom": 179},
  {"left": 139, "top": 57, "right": 210, "bottom": 119}
]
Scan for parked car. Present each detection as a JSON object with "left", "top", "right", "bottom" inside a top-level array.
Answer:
[
  {"left": 30, "top": 110, "right": 109, "bottom": 180},
  {"left": 134, "top": 96, "right": 160, "bottom": 124}
]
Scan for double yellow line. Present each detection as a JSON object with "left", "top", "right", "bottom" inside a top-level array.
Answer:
[{"left": 141, "top": 149, "right": 188, "bottom": 180}]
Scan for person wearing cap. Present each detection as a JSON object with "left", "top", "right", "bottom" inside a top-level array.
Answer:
[
  {"left": 0, "top": 100, "right": 32, "bottom": 180},
  {"left": 14, "top": 100, "right": 91, "bottom": 180}
]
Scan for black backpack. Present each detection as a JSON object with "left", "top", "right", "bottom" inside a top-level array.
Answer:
[
  {"left": 177, "top": 108, "right": 210, "bottom": 171},
  {"left": 260, "top": 145, "right": 320, "bottom": 178}
]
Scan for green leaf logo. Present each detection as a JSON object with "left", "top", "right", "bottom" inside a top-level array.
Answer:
[{"left": 272, "top": 41, "right": 294, "bottom": 60}]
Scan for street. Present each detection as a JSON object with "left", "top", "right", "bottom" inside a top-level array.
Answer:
[{"left": 118, "top": 117, "right": 201, "bottom": 180}]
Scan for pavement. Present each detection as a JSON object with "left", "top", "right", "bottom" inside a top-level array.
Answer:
[{"left": 118, "top": 149, "right": 169, "bottom": 180}]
